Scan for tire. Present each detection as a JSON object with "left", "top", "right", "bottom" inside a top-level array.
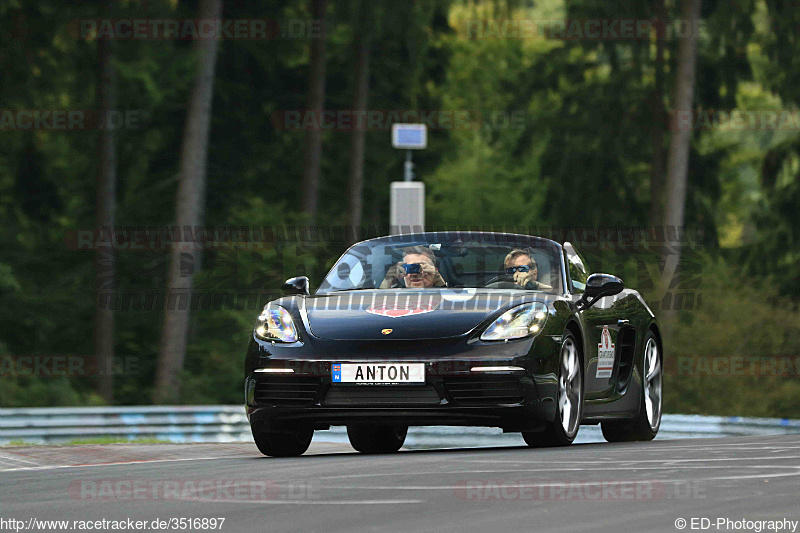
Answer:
[
  {"left": 522, "top": 330, "right": 583, "bottom": 447},
  {"left": 602, "top": 331, "right": 662, "bottom": 442},
  {"left": 347, "top": 424, "right": 408, "bottom": 453},
  {"left": 252, "top": 425, "right": 314, "bottom": 457}
]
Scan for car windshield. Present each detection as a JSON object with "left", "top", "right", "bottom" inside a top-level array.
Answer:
[{"left": 316, "top": 233, "right": 563, "bottom": 294}]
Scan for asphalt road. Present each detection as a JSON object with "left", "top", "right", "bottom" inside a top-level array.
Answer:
[{"left": 1, "top": 435, "right": 799, "bottom": 533}]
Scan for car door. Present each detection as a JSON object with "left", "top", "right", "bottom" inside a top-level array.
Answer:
[{"left": 563, "top": 242, "right": 624, "bottom": 398}]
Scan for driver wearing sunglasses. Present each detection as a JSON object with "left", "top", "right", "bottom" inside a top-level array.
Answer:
[{"left": 504, "top": 249, "right": 552, "bottom": 290}]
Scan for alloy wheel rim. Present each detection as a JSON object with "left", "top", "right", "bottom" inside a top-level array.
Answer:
[
  {"left": 558, "top": 338, "right": 581, "bottom": 436},
  {"left": 643, "top": 337, "right": 662, "bottom": 430}
]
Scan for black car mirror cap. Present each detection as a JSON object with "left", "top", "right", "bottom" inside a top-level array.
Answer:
[
  {"left": 578, "top": 273, "right": 624, "bottom": 309},
  {"left": 282, "top": 276, "right": 310, "bottom": 296}
]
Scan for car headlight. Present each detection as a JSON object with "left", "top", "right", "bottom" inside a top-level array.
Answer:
[
  {"left": 254, "top": 305, "right": 299, "bottom": 343},
  {"left": 480, "top": 302, "right": 549, "bottom": 341}
]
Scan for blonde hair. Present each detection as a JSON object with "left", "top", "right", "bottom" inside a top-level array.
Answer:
[{"left": 504, "top": 249, "right": 536, "bottom": 268}]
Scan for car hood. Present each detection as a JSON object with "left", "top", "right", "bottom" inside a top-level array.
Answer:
[{"left": 303, "top": 289, "right": 554, "bottom": 340}]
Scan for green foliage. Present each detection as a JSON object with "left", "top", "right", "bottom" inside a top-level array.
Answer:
[
  {"left": 0, "top": 376, "right": 106, "bottom": 408},
  {"left": 663, "top": 257, "right": 800, "bottom": 418}
]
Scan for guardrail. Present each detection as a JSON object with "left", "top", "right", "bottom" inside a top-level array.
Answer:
[
  {"left": 1, "top": 406, "right": 798, "bottom": 445},
  {"left": 0, "top": 406, "right": 251, "bottom": 445}
]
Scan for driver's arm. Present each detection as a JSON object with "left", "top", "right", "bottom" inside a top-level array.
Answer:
[
  {"left": 528, "top": 280, "right": 552, "bottom": 290},
  {"left": 432, "top": 269, "right": 447, "bottom": 287}
]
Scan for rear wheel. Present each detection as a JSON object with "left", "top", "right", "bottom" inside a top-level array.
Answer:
[
  {"left": 602, "top": 331, "right": 662, "bottom": 442},
  {"left": 347, "top": 424, "right": 408, "bottom": 453},
  {"left": 252, "top": 425, "right": 314, "bottom": 457},
  {"left": 523, "top": 331, "right": 583, "bottom": 447}
]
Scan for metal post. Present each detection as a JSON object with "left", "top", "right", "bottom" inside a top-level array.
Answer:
[{"left": 404, "top": 149, "right": 414, "bottom": 182}]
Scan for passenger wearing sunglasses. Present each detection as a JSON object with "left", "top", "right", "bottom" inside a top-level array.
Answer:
[
  {"left": 504, "top": 249, "right": 552, "bottom": 290},
  {"left": 380, "top": 246, "right": 447, "bottom": 289}
]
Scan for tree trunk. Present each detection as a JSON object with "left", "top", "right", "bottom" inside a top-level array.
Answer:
[
  {"left": 347, "top": 3, "right": 372, "bottom": 235},
  {"left": 154, "top": 0, "right": 223, "bottom": 404},
  {"left": 301, "top": 0, "right": 328, "bottom": 225},
  {"left": 95, "top": 0, "right": 117, "bottom": 403},
  {"left": 662, "top": 0, "right": 702, "bottom": 323},
  {"left": 648, "top": 0, "right": 667, "bottom": 226}
]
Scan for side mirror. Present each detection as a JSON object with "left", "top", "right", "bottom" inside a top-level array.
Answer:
[
  {"left": 282, "top": 276, "right": 310, "bottom": 296},
  {"left": 579, "top": 273, "right": 624, "bottom": 309}
]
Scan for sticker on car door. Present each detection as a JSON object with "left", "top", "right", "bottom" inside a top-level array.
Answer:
[{"left": 596, "top": 325, "right": 615, "bottom": 378}]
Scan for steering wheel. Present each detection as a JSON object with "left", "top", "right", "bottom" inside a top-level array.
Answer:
[{"left": 484, "top": 274, "right": 519, "bottom": 288}]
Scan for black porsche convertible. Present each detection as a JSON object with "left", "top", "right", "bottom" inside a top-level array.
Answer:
[{"left": 245, "top": 232, "right": 663, "bottom": 456}]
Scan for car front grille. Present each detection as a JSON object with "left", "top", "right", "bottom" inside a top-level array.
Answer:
[
  {"left": 253, "top": 376, "right": 322, "bottom": 406},
  {"left": 442, "top": 376, "right": 525, "bottom": 405},
  {"left": 323, "top": 385, "right": 441, "bottom": 406}
]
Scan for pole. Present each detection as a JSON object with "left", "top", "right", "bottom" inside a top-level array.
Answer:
[{"left": 404, "top": 149, "right": 413, "bottom": 182}]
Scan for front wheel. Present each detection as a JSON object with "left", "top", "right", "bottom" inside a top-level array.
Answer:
[
  {"left": 347, "top": 424, "right": 408, "bottom": 453},
  {"left": 602, "top": 331, "right": 662, "bottom": 442},
  {"left": 523, "top": 331, "right": 583, "bottom": 447},
  {"left": 252, "top": 425, "right": 314, "bottom": 457}
]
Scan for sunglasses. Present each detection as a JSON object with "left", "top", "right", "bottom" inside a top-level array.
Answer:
[{"left": 505, "top": 265, "right": 536, "bottom": 275}]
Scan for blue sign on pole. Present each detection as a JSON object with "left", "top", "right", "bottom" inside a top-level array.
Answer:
[{"left": 392, "top": 123, "right": 427, "bottom": 150}]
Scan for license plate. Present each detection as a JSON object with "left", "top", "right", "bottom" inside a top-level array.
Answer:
[{"left": 331, "top": 363, "right": 425, "bottom": 385}]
